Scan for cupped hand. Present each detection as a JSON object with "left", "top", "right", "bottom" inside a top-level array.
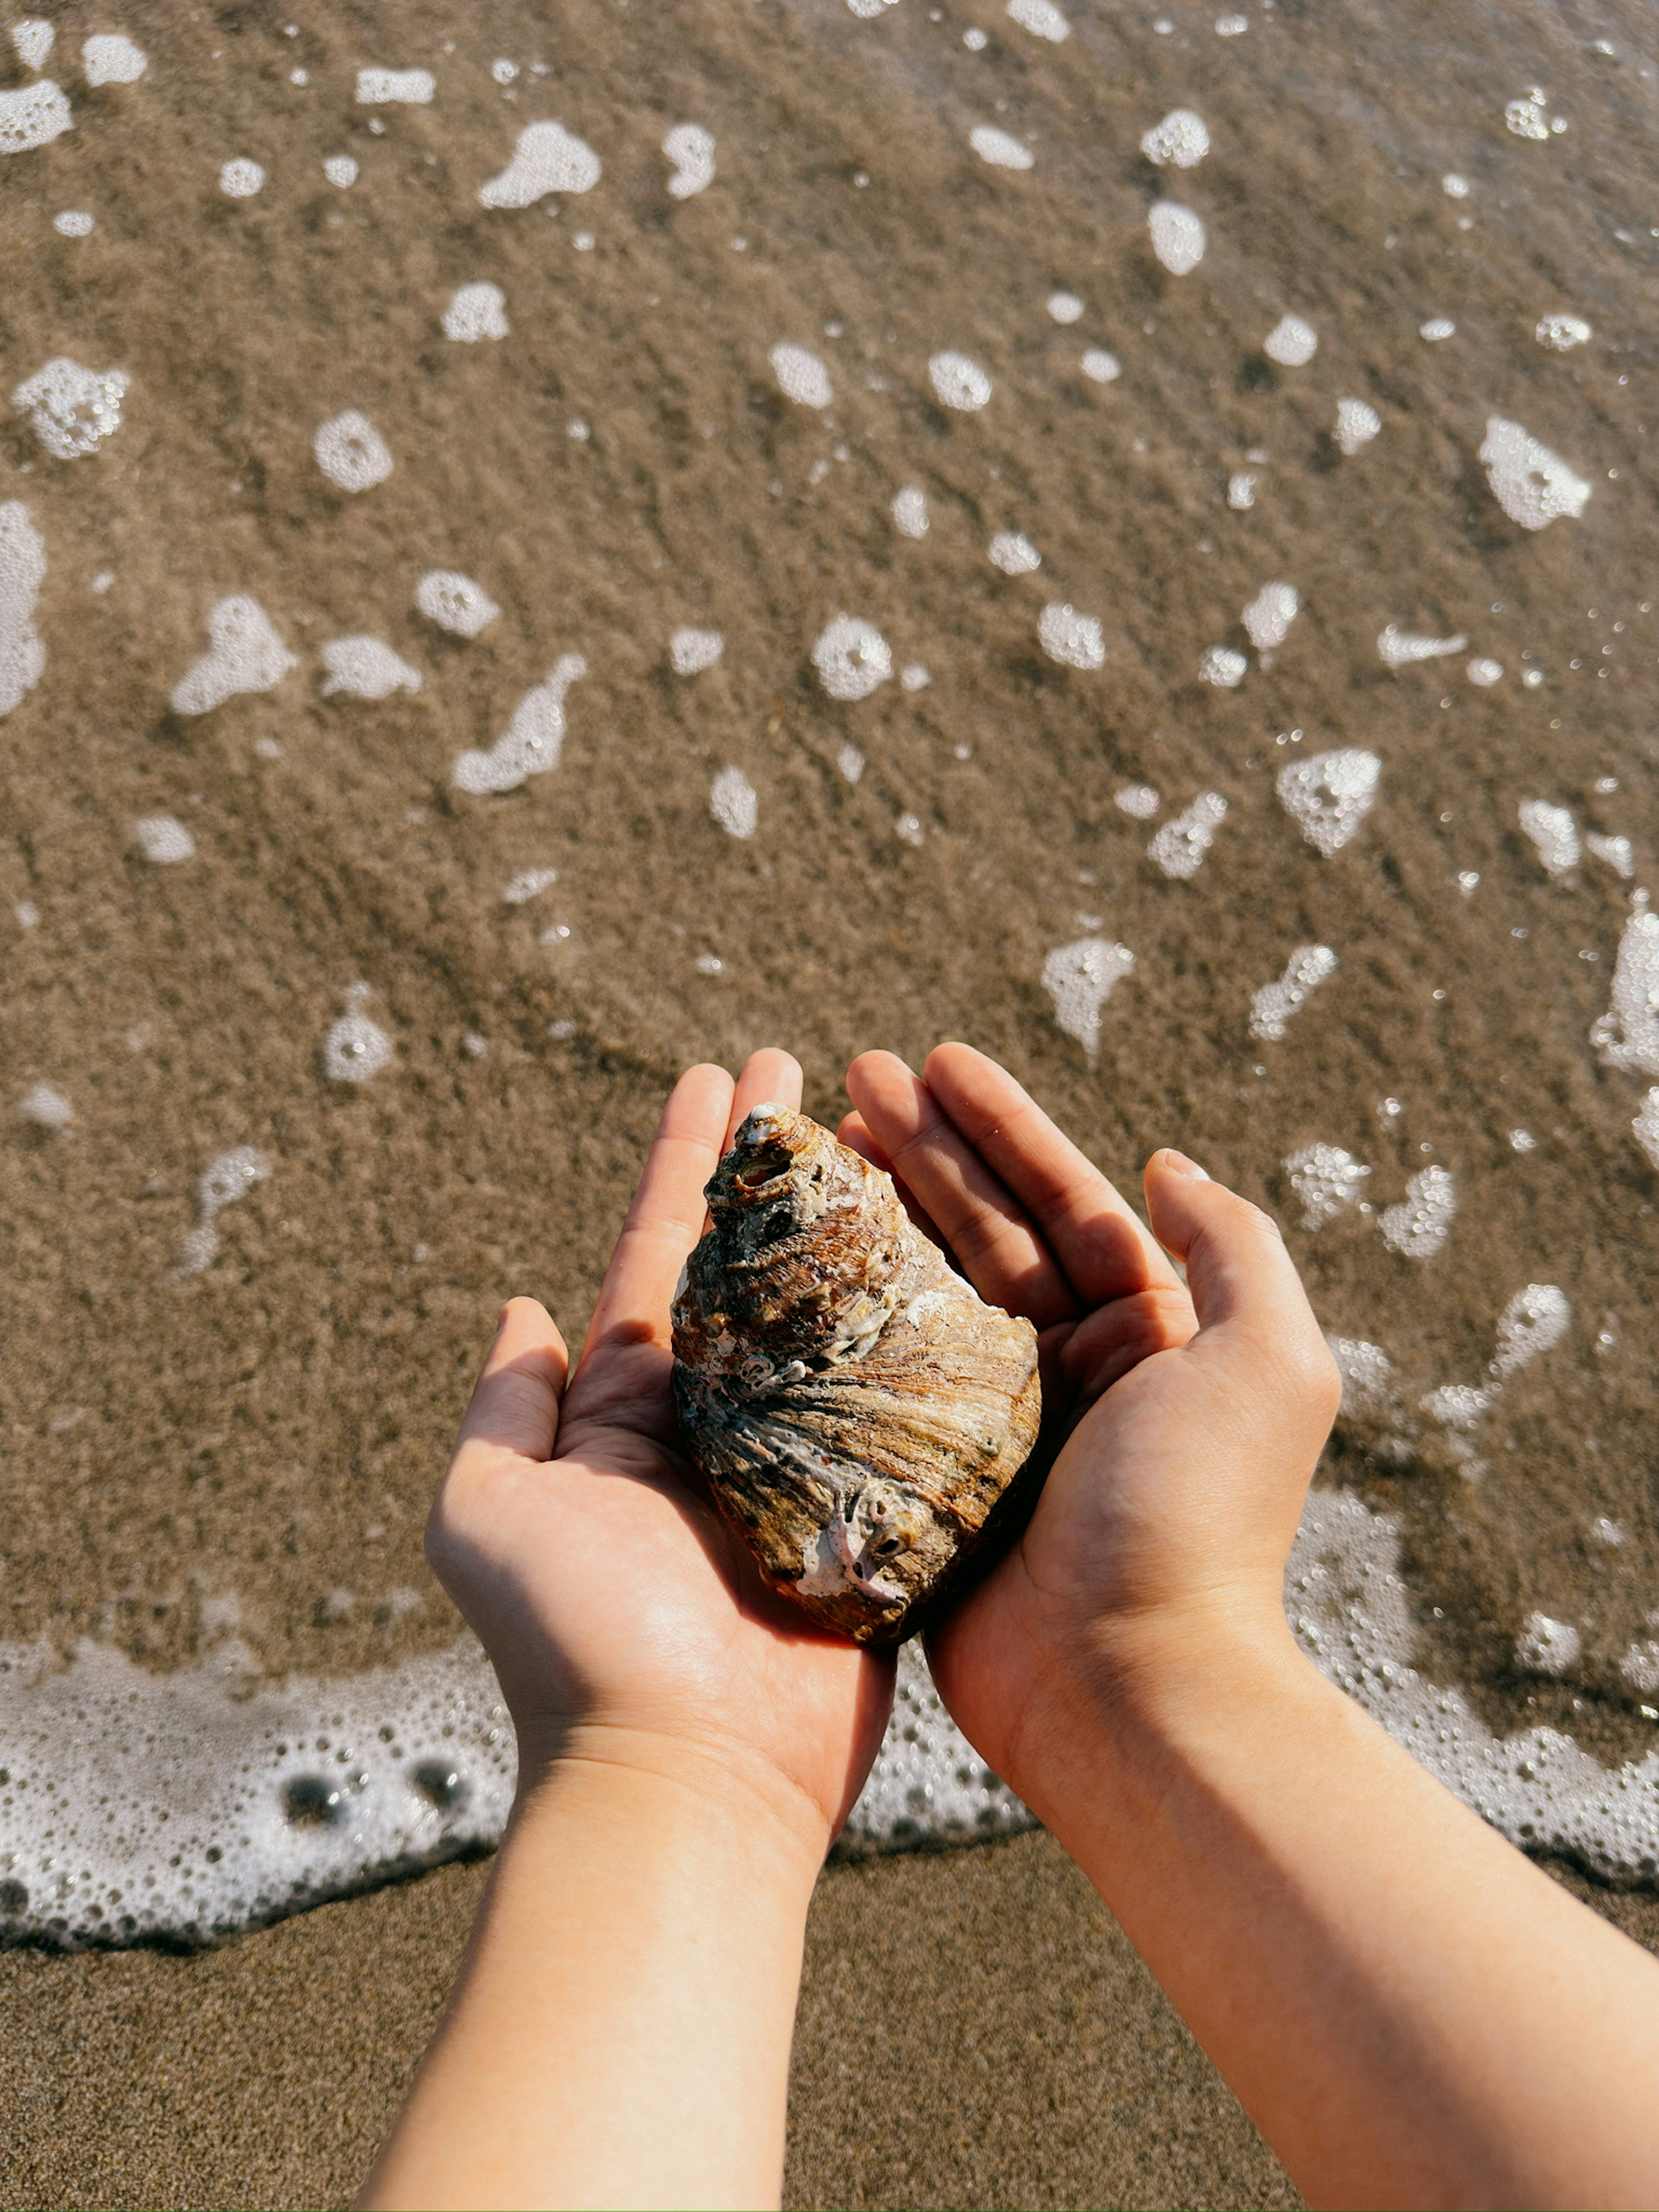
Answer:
[
  {"left": 426, "top": 1049, "right": 895, "bottom": 1852},
  {"left": 840, "top": 1044, "right": 1341, "bottom": 1821}
]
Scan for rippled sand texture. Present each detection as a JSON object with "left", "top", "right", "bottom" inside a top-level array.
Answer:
[{"left": 3, "top": 0, "right": 1659, "bottom": 1852}]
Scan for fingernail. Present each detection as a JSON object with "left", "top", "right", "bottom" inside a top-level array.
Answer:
[
  {"left": 1162, "top": 1150, "right": 1210, "bottom": 1181},
  {"left": 495, "top": 1304, "right": 512, "bottom": 1335}
]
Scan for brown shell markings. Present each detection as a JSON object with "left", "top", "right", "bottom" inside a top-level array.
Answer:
[{"left": 670, "top": 1104, "right": 1042, "bottom": 1646}]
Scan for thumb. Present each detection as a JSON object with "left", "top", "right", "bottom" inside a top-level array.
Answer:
[
  {"left": 1142, "top": 1150, "right": 1325, "bottom": 1362},
  {"left": 452, "top": 1296, "right": 570, "bottom": 1466}
]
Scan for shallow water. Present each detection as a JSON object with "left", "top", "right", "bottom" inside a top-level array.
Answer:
[{"left": 3, "top": 0, "right": 1659, "bottom": 1942}]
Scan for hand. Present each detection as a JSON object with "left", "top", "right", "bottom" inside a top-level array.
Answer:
[
  {"left": 427, "top": 1049, "right": 896, "bottom": 1855},
  {"left": 839, "top": 1043, "right": 1341, "bottom": 1821}
]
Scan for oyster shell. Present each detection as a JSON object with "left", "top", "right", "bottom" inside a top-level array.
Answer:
[{"left": 671, "top": 1105, "right": 1042, "bottom": 1645}]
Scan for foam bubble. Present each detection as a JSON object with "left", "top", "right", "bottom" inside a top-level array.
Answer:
[
  {"left": 1480, "top": 416, "right": 1591, "bottom": 531},
  {"left": 1242, "top": 581, "right": 1298, "bottom": 651},
  {"left": 1250, "top": 943, "right": 1337, "bottom": 1041},
  {"left": 1263, "top": 314, "right": 1317, "bottom": 365},
  {"left": 891, "top": 486, "right": 929, "bottom": 538},
  {"left": 1379, "top": 624, "right": 1467, "bottom": 668},
  {"left": 181, "top": 1147, "right": 270, "bottom": 1273},
  {"left": 1278, "top": 749, "right": 1379, "bottom": 857},
  {"left": 812, "top": 614, "right": 891, "bottom": 700},
  {"left": 219, "top": 158, "right": 264, "bottom": 198},
  {"left": 52, "top": 210, "right": 93, "bottom": 235},
  {"left": 1467, "top": 656, "right": 1503, "bottom": 686},
  {"left": 899, "top": 662, "right": 930, "bottom": 690},
  {"left": 1141, "top": 108, "right": 1209, "bottom": 166},
  {"left": 1335, "top": 398, "right": 1381, "bottom": 455},
  {"left": 710, "top": 765, "right": 758, "bottom": 839},
  {"left": 1199, "top": 644, "right": 1246, "bottom": 687},
  {"left": 19, "top": 1082, "right": 73, "bottom": 1129},
  {"left": 1039, "top": 603, "right": 1104, "bottom": 669},
  {"left": 451, "top": 655, "right": 586, "bottom": 795},
  {"left": 11, "top": 358, "right": 129, "bottom": 459},
  {"left": 83, "top": 33, "right": 146, "bottom": 85},
  {"left": 1115, "top": 783, "right": 1160, "bottom": 818},
  {"left": 502, "top": 868, "right": 558, "bottom": 905},
  {"left": 0, "top": 81, "right": 72, "bottom": 153},
  {"left": 837, "top": 743, "right": 864, "bottom": 783},
  {"left": 1081, "top": 348, "right": 1121, "bottom": 383},
  {"left": 670, "top": 626, "right": 723, "bottom": 676},
  {"left": 1148, "top": 200, "right": 1205, "bottom": 274},
  {"left": 324, "top": 155, "right": 358, "bottom": 188},
  {"left": 313, "top": 411, "right": 393, "bottom": 493},
  {"left": 988, "top": 531, "right": 1040, "bottom": 575},
  {"left": 442, "top": 282, "right": 509, "bottom": 342},
  {"left": 323, "top": 985, "right": 392, "bottom": 1083},
  {"left": 663, "top": 122, "right": 714, "bottom": 199},
  {"left": 491, "top": 59, "right": 519, "bottom": 85},
  {"left": 1420, "top": 316, "right": 1456, "bottom": 342},
  {"left": 319, "top": 638, "right": 422, "bottom": 699},
  {"left": 0, "top": 502, "right": 47, "bottom": 717},
  {"left": 1284, "top": 1143, "right": 1369, "bottom": 1228},
  {"left": 1590, "top": 908, "right": 1659, "bottom": 1075},
  {"left": 1006, "top": 0, "right": 1070, "bottom": 39},
  {"left": 10, "top": 19, "right": 51, "bottom": 69},
  {"left": 1149, "top": 791, "right": 1227, "bottom": 880},
  {"left": 1442, "top": 172, "right": 1469, "bottom": 197},
  {"left": 415, "top": 571, "right": 499, "bottom": 637},
  {"left": 1536, "top": 314, "right": 1591, "bottom": 351},
  {"left": 770, "top": 342, "right": 833, "bottom": 409},
  {"left": 1046, "top": 291, "right": 1084, "bottom": 323},
  {"left": 1227, "top": 471, "right": 1256, "bottom": 509},
  {"left": 1585, "top": 833, "right": 1633, "bottom": 879},
  {"left": 895, "top": 811, "right": 925, "bottom": 846},
  {"left": 1518, "top": 798, "right": 1579, "bottom": 877},
  {"left": 1042, "top": 937, "right": 1135, "bottom": 1059},
  {"left": 356, "top": 67, "right": 435, "bottom": 105},
  {"left": 170, "top": 597, "right": 296, "bottom": 716},
  {"left": 928, "top": 351, "right": 992, "bottom": 410},
  {"left": 970, "top": 125, "right": 1033, "bottom": 170},
  {"left": 1380, "top": 1164, "right": 1456, "bottom": 1259},
  {"left": 479, "top": 121, "right": 600, "bottom": 206},
  {"left": 133, "top": 815, "right": 196, "bottom": 864}
]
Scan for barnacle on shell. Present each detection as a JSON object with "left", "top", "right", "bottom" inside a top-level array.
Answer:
[{"left": 671, "top": 1105, "right": 1042, "bottom": 1645}]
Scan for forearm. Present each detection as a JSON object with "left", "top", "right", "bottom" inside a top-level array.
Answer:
[
  {"left": 357, "top": 1732, "right": 825, "bottom": 2212},
  {"left": 1039, "top": 1620, "right": 1659, "bottom": 2211}
]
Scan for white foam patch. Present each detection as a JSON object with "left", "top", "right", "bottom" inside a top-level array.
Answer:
[
  {"left": 1250, "top": 944, "right": 1337, "bottom": 1041},
  {"left": 1380, "top": 1164, "right": 1456, "bottom": 1259},
  {"left": 1141, "top": 108, "right": 1208, "bottom": 166},
  {"left": 1006, "top": 0, "right": 1070, "bottom": 39},
  {"left": 1243, "top": 581, "right": 1298, "bottom": 650},
  {"left": 53, "top": 210, "right": 93, "bottom": 235},
  {"left": 1199, "top": 644, "right": 1246, "bottom": 687},
  {"left": 1378, "top": 623, "right": 1467, "bottom": 668},
  {"left": 314, "top": 412, "right": 393, "bottom": 493},
  {"left": 1491, "top": 1283, "right": 1570, "bottom": 1376},
  {"left": 219, "top": 159, "right": 264, "bottom": 199},
  {"left": 181, "top": 1146, "right": 270, "bottom": 1273},
  {"left": 1047, "top": 291, "right": 1083, "bottom": 323},
  {"left": 1442, "top": 172, "right": 1470, "bottom": 197},
  {"left": 770, "top": 342, "right": 833, "bottom": 409},
  {"left": 1278, "top": 748, "right": 1379, "bottom": 857},
  {"left": 928, "top": 351, "right": 992, "bottom": 410},
  {"left": 442, "top": 282, "right": 509, "bottom": 342},
  {"left": 0, "top": 80, "right": 72, "bottom": 153},
  {"left": 451, "top": 655, "right": 586, "bottom": 795},
  {"left": 1516, "top": 1613, "right": 1580, "bottom": 1676},
  {"left": 83, "top": 33, "right": 145, "bottom": 85},
  {"left": 133, "top": 814, "right": 196, "bottom": 864},
  {"left": 1536, "top": 314, "right": 1591, "bottom": 351},
  {"left": 1039, "top": 603, "right": 1104, "bottom": 668},
  {"left": 323, "top": 985, "right": 392, "bottom": 1083},
  {"left": 324, "top": 155, "right": 357, "bottom": 188},
  {"left": 1284, "top": 1143, "right": 1369, "bottom": 1228},
  {"left": 1468, "top": 656, "right": 1503, "bottom": 686},
  {"left": 970, "top": 125, "right": 1033, "bottom": 170},
  {"left": 812, "top": 614, "right": 891, "bottom": 700},
  {"left": 837, "top": 743, "right": 864, "bottom": 783},
  {"left": 899, "top": 662, "right": 929, "bottom": 691},
  {"left": 1335, "top": 398, "right": 1381, "bottom": 455},
  {"left": 502, "top": 868, "right": 557, "bottom": 905},
  {"left": 892, "top": 486, "right": 929, "bottom": 538},
  {"left": 170, "top": 598, "right": 296, "bottom": 716},
  {"left": 1586, "top": 833, "right": 1633, "bottom": 879},
  {"left": 988, "top": 531, "right": 1040, "bottom": 575},
  {"left": 1480, "top": 416, "right": 1591, "bottom": 531},
  {"left": 1505, "top": 87, "right": 1563, "bottom": 140},
  {"left": 10, "top": 19, "right": 52, "bottom": 69},
  {"left": 1420, "top": 317, "right": 1456, "bottom": 342},
  {"left": 356, "top": 67, "right": 435, "bottom": 105},
  {"left": 1264, "top": 314, "right": 1317, "bottom": 365},
  {"left": 12, "top": 358, "right": 129, "bottom": 459},
  {"left": 1591, "top": 907, "right": 1659, "bottom": 1075},
  {"left": 1115, "top": 783, "right": 1160, "bottom": 818},
  {"left": 670, "top": 626, "right": 723, "bottom": 676},
  {"left": 1149, "top": 791, "right": 1228, "bottom": 879},
  {"left": 1328, "top": 1337, "right": 1393, "bottom": 1411},
  {"left": 663, "top": 122, "right": 714, "bottom": 199},
  {"left": 415, "top": 571, "right": 499, "bottom": 637},
  {"left": 320, "top": 638, "right": 422, "bottom": 700},
  {"left": 710, "top": 765, "right": 758, "bottom": 839},
  {"left": 0, "top": 501, "right": 47, "bottom": 717},
  {"left": 1228, "top": 472, "right": 1256, "bottom": 509},
  {"left": 479, "top": 121, "right": 600, "bottom": 206},
  {"left": 1081, "top": 349, "right": 1121, "bottom": 383},
  {"left": 1519, "top": 798, "right": 1579, "bottom": 876},
  {"left": 1042, "top": 937, "right": 1134, "bottom": 1059},
  {"left": 1148, "top": 200, "right": 1205, "bottom": 274}
]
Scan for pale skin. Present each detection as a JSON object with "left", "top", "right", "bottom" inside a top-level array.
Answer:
[{"left": 359, "top": 1042, "right": 1659, "bottom": 2212}]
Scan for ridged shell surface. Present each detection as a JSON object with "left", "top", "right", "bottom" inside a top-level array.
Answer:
[{"left": 671, "top": 1105, "right": 1042, "bottom": 1645}]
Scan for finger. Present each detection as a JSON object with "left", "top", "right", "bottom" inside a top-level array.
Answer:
[
  {"left": 452, "top": 1297, "right": 570, "bottom": 1467},
  {"left": 837, "top": 1109, "right": 947, "bottom": 1247},
  {"left": 725, "top": 1048, "right": 804, "bottom": 1149},
  {"left": 845, "top": 1050, "right": 1077, "bottom": 1327},
  {"left": 922, "top": 1042, "right": 1183, "bottom": 1304}
]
